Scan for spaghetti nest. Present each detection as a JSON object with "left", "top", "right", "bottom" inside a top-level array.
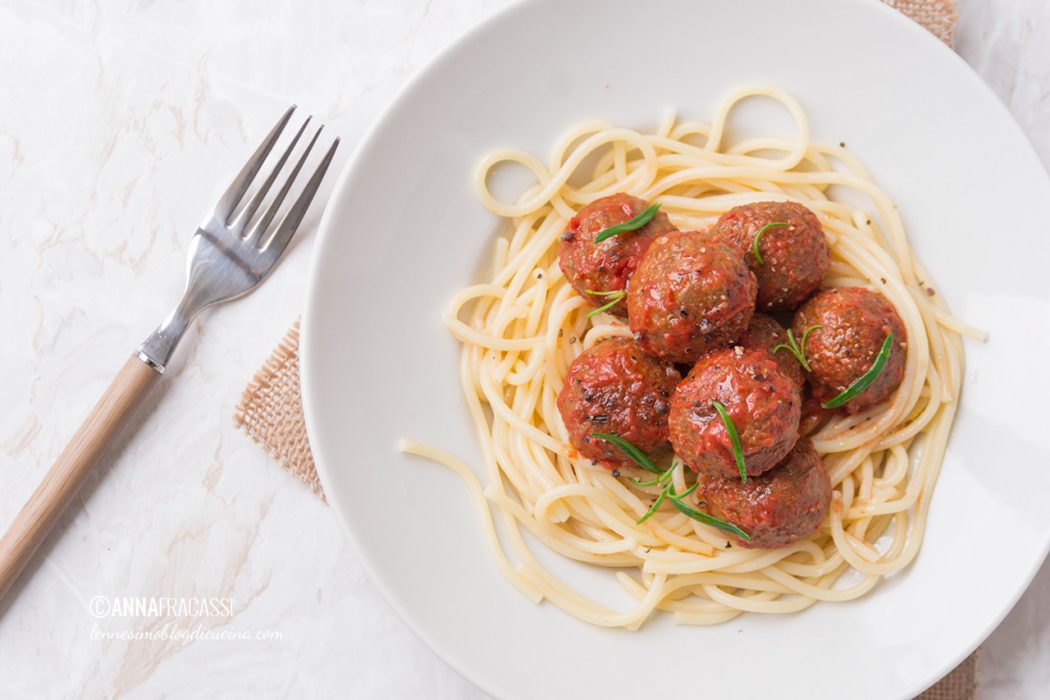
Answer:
[{"left": 402, "top": 84, "right": 978, "bottom": 628}]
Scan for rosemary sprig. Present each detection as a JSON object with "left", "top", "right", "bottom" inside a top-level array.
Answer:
[
  {"left": 629, "top": 463, "right": 677, "bottom": 488},
  {"left": 592, "top": 203, "right": 661, "bottom": 243},
  {"left": 712, "top": 401, "right": 747, "bottom": 483},
  {"left": 751, "top": 221, "right": 790, "bottom": 265},
  {"left": 821, "top": 332, "right": 894, "bottom": 409},
  {"left": 667, "top": 489, "right": 753, "bottom": 541},
  {"left": 635, "top": 460, "right": 690, "bottom": 524},
  {"left": 597, "top": 434, "right": 751, "bottom": 539},
  {"left": 672, "top": 482, "right": 698, "bottom": 500},
  {"left": 636, "top": 487, "right": 669, "bottom": 524},
  {"left": 773, "top": 324, "right": 822, "bottom": 372},
  {"left": 591, "top": 433, "right": 661, "bottom": 474},
  {"left": 584, "top": 289, "right": 627, "bottom": 317}
]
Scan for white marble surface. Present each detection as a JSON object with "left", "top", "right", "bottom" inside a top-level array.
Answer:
[{"left": 0, "top": 0, "right": 1046, "bottom": 697}]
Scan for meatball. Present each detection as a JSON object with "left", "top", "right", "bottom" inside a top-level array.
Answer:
[
  {"left": 699, "top": 438, "right": 831, "bottom": 549},
  {"left": 557, "top": 337, "right": 681, "bottom": 469},
  {"left": 559, "top": 193, "right": 677, "bottom": 316},
  {"left": 669, "top": 347, "right": 800, "bottom": 479},
  {"left": 627, "top": 230, "right": 757, "bottom": 364},
  {"left": 799, "top": 393, "right": 838, "bottom": 436},
  {"left": 713, "top": 201, "right": 829, "bottom": 311},
  {"left": 793, "top": 287, "right": 907, "bottom": 414},
  {"left": 736, "top": 313, "right": 804, "bottom": 388}
]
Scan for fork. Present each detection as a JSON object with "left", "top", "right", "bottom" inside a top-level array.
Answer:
[{"left": 0, "top": 106, "right": 339, "bottom": 601}]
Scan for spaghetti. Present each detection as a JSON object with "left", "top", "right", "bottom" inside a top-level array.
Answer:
[{"left": 401, "top": 84, "right": 980, "bottom": 628}]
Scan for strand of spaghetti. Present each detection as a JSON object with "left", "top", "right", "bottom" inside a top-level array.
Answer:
[
  {"left": 641, "top": 542, "right": 807, "bottom": 576},
  {"left": 484, "top": 488, "right": 642, "bottom": 564},
  {"left": 494, "top": 492, "right": 675, "bottom": 627},
  {"left": 706, "top": 84, "right": 810, "bottom": 170},
  {"left": 875, "top": 367, "right": 945, "bottom": 449},
  {"left": 777, "top": 549, "right": 845, "bottom": 579},
  {"left": 445, "top": 316, "right": 542, "bottom": 351},
  {"left": 397, "top": 440, "right": 543, "bottom": 603},
  {"left": 476, "top": 128, "right": 659, "bottom": 217},
  {"left": 477, "top": 373, "right": 563, "bottom": 452},
  {"left": 652, "top": 573, "right": 790, "bottom": 608},
  {"left": 907, "top": 286, "right": 955, "bottom": 401},
  {"left": 764, "top": 566, "right": 881, "bottom": 602},
  {"left": 583, "top": 473, "right": 719, "bottom": 556},
  {"left": 701, "top": 585, "right": 817, "bottom": 615}
]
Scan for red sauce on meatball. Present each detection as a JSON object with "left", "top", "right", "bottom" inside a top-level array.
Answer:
[
  {"left": 669, "top": 347, "right": 800, "bottom": 479},
  {"left": 558, "top": 193, "right": 676, "bottom": 316},
  {"left": 627, "top": 230, "right": 756, "bottom": 364},
  {"left": 699, "top": 438, "right": 831, "bottom": 549},
  {"left": 713, "top": 201, "right": 829, "bottom": 311},
  {"left": 799, "top": 392, "right": 840, "bottom": 436},
  {"left": 736, "top": 313, "right": 804, "bottom": 389},
  {"left": 793, "top": 287, "right": 907, "bottom": 414},
  {"left": 557, "top": 337, "right": 681, "bottom": 469}
]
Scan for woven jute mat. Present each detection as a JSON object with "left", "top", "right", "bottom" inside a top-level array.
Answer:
[
  {"left": 234, "top": 3, "right": 977, "bottom": 697},
  {"left": 235, "top": 322, "right": 324, "bottom": 500}
]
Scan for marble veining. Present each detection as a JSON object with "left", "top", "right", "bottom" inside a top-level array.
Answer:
[{"left": 0, "top": 0, "right": 1047, "bottom": 697}]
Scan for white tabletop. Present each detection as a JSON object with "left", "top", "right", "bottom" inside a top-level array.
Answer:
[{"left": 1, "top": 0, "right": 1047, "bottom": 697}]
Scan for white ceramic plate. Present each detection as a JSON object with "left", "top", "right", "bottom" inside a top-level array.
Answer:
[{"left": 302, "top": 1, "right": 1050, "bottom": 697}]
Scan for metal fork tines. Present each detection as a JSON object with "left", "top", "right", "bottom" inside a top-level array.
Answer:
[{"left": 138, "top": 106, "right": 339, "bottom": 373}]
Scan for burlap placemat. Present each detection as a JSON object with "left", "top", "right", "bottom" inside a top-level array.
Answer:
[
  {"left": 234, "top": 3, "right": 976, "bottom": 696},
  {"left": 886, "top": 0, "right": 956, "bottom": 44},
  {"left": 234, "top": 322, "right": 324, "bottom": 500}
]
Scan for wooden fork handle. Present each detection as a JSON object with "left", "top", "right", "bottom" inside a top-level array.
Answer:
[{"left": 0, "top": 355, "right": 160, "bottom": 601}]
